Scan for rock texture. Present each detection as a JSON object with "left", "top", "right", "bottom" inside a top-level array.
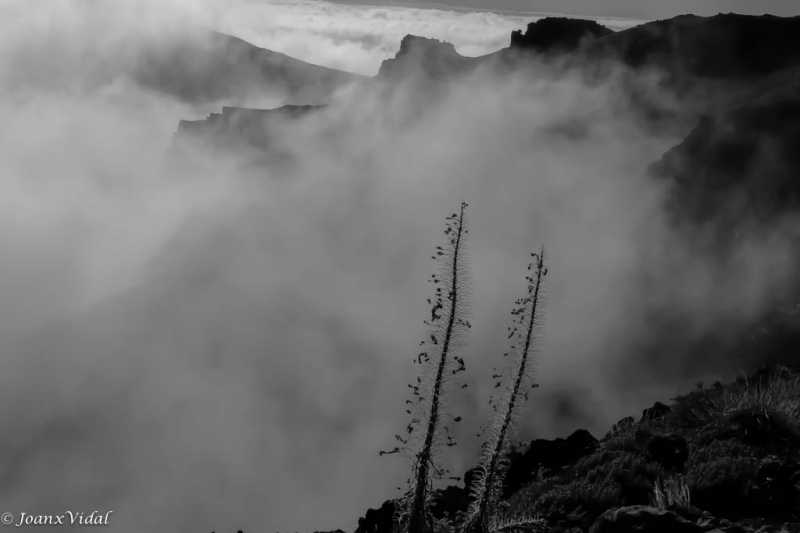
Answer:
[
  {"left": 509, "top": 18, "right": 614, "bottom": 54},
  {"left": 377, "top": 35, "right": 478, "bottom": 82}
]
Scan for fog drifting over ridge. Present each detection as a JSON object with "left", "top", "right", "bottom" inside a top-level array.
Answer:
[
  {"left": 1, "top": 1, "right": 799, "bottom": 532},
  {"left": 210, "top": 0, "right": 641, "bottom": 75}
]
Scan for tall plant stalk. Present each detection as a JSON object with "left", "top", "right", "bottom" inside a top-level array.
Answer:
[
  {"left": 465, "top": 247, "right": 547, "bottom": 533},
  {"left": 382, "top": 202, "right": 472, "bottom": 533}
]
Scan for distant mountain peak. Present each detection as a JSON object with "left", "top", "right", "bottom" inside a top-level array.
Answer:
[{"left": 377, "top": 34, "right": 474, "bottom": 81}]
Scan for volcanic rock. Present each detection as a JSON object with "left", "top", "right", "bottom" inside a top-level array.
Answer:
[{"left": 510, "top": 17, "right": 614, "bottom": 54}]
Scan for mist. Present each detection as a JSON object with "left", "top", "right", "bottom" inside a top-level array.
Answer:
[{"left": 1, "top": 1, "right": 798, "bottom": 532}]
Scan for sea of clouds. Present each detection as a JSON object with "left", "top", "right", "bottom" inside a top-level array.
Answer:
[
  {"left": 202, "top": 0, "right": 641, "bottom": 75},
  {"left": 0, "top": 1, "right": 796, "bottom": 532}
]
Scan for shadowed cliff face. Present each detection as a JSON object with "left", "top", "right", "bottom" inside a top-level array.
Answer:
[
  {"left": 377, "top": 35, "right": 480, "bottom": 81},
  {"left": 579, "top": 14, "right": 800, "bottom": 84},
  {"left": 509, "top": 17, "right": 615, "bottom": 54},
  {"left": 651, "top": 96, "right": 800, "bottom": 224}
]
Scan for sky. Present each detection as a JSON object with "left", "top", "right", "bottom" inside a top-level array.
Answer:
[
  {"left": 1, "top": 0, "right": 798, "bottom": 532},
  {"left": 332, "top": 0, "right": 800, "bottom": 20}
]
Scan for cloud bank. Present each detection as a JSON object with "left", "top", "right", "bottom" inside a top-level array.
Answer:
[
  {"left": 0, "top": 1, "right": 796, "bottom": 533},
  {"left": 211, "top": 0, "right": 641, "bottom": 75}
]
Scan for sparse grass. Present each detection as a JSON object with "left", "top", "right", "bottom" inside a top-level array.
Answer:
[
  {"left": 666, "top": 366, "right": 800, "bottom": 433},
  {"left": 491, "top": 514, "right": 549, "bottom": 533},
  {"left": 650, "top": 476, "right": 691, "bottom": 509}
]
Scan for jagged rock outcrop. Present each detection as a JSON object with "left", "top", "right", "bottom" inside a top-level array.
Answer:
[
  {"left": 175, "top": 104, "right": 322, "bottom": 151},
  {"left": 377, "top": 35, "right": 478, "bottom": 81},
  {"left": 509, "top": 17, "right": 614, "bottom": 54}
]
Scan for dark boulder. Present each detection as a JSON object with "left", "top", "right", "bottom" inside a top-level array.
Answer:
[
  {"left": 504, "top": 429, "right": 599, "bottom": 495},
  {"left": 525, "top": 429, "right": 599, "bottom": 471},
  {"left": 589, "top": 505, "right": 705, "bottom": 533},
  {"left": 355, "top": 500, "right": 397, "bottom": 533},
  {"left": 430, "top": 485, "right": 470, "bottom": 519},
  {"left": 647, "top": 435, "right": 689, "bottom": 471}
]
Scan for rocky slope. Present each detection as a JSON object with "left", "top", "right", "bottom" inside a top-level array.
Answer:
[
  {"left": 211, "top": 366, "right": 800, "bottom": 533},
  {"left": 354, "top": 366, "right": 800, "bottom": 533}
]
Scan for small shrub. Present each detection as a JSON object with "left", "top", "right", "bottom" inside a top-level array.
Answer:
[
  {"left": 667, "top": 366, "right": 800, "bottom": 433},
  {"left": 686, "top": 454, "right": 758, "bottom": 490},
  {"left": 534, "top": 478, "right": 621, "bottom": 518}
]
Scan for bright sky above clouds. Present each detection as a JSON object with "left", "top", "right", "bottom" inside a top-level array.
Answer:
[
  {"left": 210, "top": 0, "right": 642, "bottom": 75},
  {"left": 330, "top": 0, "right": 800, "bottom": 20}
]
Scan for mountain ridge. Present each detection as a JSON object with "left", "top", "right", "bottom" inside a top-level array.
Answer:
[
  {"left": 126, "top": 12, "right": 800, "bottom": 533},
  {"left": 134, "top": 28, "right": 364, "bottom": 104}
]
